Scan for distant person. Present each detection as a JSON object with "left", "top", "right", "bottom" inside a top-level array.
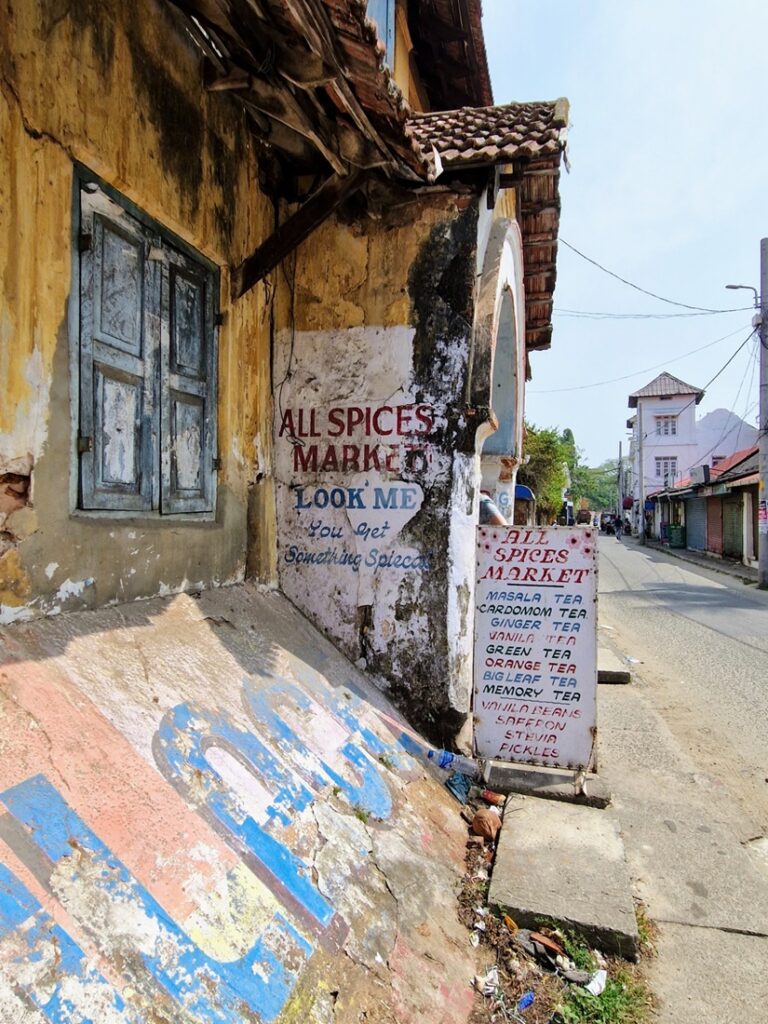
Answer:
[
  {"left": 614, "top": 515, "right": 623, "bottom": 541},
  {"left": 479, "top": 491, "right": 507, "bottom": 526}
]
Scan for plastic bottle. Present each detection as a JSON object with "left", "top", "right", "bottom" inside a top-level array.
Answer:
[{"left": 427, "top": 748, "right": 481, "bottom": 778}]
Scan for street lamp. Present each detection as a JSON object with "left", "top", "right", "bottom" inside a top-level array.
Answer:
[
  {"left": 725, "top": 283, "right": 758, "bottom": 308},
  {"left": 726, "top": 262, "right": 768, "bottom": 588}
]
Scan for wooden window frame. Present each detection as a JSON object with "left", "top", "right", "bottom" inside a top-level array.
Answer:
[
  {"left": 655, "top": 415, "right": 678, "bottom": 436},
  {"left": 654, "top": 456, "right": 678, "bottom": 479},
  {"left": 71, "top": 169, "right": 219, "bottom": 518}
]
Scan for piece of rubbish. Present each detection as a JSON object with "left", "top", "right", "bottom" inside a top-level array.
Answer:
[
  {"left": 555, "top": 954, "right": 576, "bottom": 972},
  {"left": 474, "top": 868, "right": 489, "bottom": 880},
  {"left": 585, "top": 969, "right": 608, "bottom": 996},
  {"left": 593, "top": 949, "right": 608, "bottom": 969},
  {"left": 504, "top": 914, "right": 518, "bottom": 933},
  {"left": 471, "top": 807, "right": 502, "bottom": 840},
  {"left": 460, "top": 807, "right": 476, "bottom": 825},
  {"left": 474, "top": 906, "right": 488, "bottom": 916},
  {"left": 481, "top": 789, "right": 506, "bottom": 806},
  {"left": 428, "top": 748, "right": 481, "bottom": 778},
  {"left": 445, "top": 771, "right": 473, "bottom": 804},
  {"left": 473, "top": 965, "right": 499, "bottom": 996},
  {"left": 529, "top": 931, "right": 565, "bottom": 957},
  {"left": 531, "top": 939, "right": 555, "bottom": 964},
  {"left": 506, "top": 956, "right": 522, "bottom": 977},
  {"left": 473, "top": 921, "right": 486, "bottom": 931},
  {"left": 469, "top": 932, "right": 480, "bottom": 948},
  {"left": 563, "top": 968, "right": 592, "bottom": 985},
  {"left": 518, "top": 991, "right": 535, "bottom": 1011},
  {"left": 514, "top": 930, "right": 536, "bottom": 957}
]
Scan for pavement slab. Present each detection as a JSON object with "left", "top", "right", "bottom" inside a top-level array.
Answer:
[
  {"left": 488, "top": 795, "right": 639, "bottom": 958},
  {"left": 648, "top": 923, "right": 768, "bottom": 1024}
]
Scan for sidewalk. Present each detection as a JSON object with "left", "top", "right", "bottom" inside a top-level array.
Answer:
[{"left": 628, "top": 535, "right": 758, "bottom": 584}]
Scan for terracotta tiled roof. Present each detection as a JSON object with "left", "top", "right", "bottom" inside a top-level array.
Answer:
[
  {"left": 406, "top": 99, "right": 569, "bottom": 353},
  {"left": 709, "top": 445, "right": 758, "bottom": 480},
  {"left": 406, "top": 100, "right": 568, "bottom": 168},
  {"left": 628, "top": 372, "right": 703, "bottom": 408}
]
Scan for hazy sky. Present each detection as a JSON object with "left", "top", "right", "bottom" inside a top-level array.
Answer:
[{"left": 482, "top": 0, "right": 766, "bottom": 465}]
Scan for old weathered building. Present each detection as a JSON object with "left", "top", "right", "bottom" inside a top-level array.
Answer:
[
  {"left": 0, "top": 2, "right": 569, "bottom": 1017},
  {"left": 2, "top": 0, "right": 566, "bottom": 741}
]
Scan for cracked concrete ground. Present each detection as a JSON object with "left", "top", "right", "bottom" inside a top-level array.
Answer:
[
  {"left": 598, "top": 538, "right": 768, "bottom": 1022},
  {"left": 0, "top": 583, "right": 479, "bottom": 1023}
]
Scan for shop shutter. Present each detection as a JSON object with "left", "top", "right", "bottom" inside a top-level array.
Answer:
[
  {"left": 723, "top": 495, "right": 743, "bottom": 559},
  {"left": 79, "top": 188, "right": 157, "bottom": 510},
  {"left": 684, "top": 497, "right": 707, "bottom": 550},
  {"left": 706, "top": 497, "right": 723, "bottom": 555},
  {"left": 159, "top": 244, "right": 217, "bottom": 513}
]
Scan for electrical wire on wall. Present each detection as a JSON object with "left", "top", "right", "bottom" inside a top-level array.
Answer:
[{"left": 274, "top": 251, "right": 302, "bottom": 450}]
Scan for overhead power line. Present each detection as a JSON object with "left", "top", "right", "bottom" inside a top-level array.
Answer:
[
  {"left": 642, "top": 339, "right": 758, "bottom": 460},
  {"left": 560, "top": 239, "right": 750, "bottom": 314},
  {"left": 639, "top": 330, "right": 757, "bottom": 442},
  {"left": 528, "top": 324, "right": 750, "bottom": 394}
]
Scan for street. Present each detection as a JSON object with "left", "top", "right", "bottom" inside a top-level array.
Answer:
[{"left": 597, "top": 536, "right": 768, "bottom": 1022}]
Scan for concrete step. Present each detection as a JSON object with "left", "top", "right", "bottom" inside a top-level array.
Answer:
[
  {"left": 488, "top": 795, "right": 639, "bottom": 959},
  {"left": 598, "top": 646, "right": 632, "bottom": 684},
  {"left": 484, "top": 761, "right": 611, "bottom": 809}
]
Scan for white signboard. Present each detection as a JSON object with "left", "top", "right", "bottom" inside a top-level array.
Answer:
[{"left": 473, "top": 525, "right": 598, "bottom": 769}]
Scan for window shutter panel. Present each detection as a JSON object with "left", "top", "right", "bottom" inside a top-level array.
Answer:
[
  {"left": 79, "top": 187, "right": 157, "bottom": 510},
  {"left": 160, "top": 246, "right": 217, "bottom": 514}
]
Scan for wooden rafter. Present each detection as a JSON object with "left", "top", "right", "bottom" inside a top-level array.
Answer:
[{"left": 231, "top": 168, "right": 367, "bottom": 299}]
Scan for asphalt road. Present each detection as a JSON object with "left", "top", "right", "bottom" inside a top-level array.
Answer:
[{"left": 596, "top": 535, "right": 768, "bottom": 1023}]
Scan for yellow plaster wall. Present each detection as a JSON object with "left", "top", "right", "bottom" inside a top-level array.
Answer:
[
  {"left": 393, "top": 1, "right": 429, "bottom": 113},
  {"left": 284, "top": 189, "right": 475, "bottom": 332},
  {"left": 0, "top": 0, "right": 276, "bottom": 620}
]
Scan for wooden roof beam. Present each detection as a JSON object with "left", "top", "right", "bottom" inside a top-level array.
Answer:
[{"left": 231, "top": 168, "right": 367, "bottom": 299}]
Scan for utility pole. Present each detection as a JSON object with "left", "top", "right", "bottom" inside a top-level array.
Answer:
[
  {"left": 759, "top": 239, "right": 768, "bottom": 588},
  {"left": 727, "top": 250, "right": 767, "bottom": 585},
  {"left": 618, "top": 441, "right": 623, "bottom": 515},
  {"left": 638, "top": 402, "right": 646, "bottom": 545}
]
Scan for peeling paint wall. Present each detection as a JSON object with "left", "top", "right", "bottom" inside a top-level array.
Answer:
[
  {"left": 0, "top": 587, "right": 477, "bottom": 1023},
  {"left": 274, "top": 190, "right": 491, "bottom": 740},
  {"left": 0, "top": 0, "right": 275, "bottom": 623}
]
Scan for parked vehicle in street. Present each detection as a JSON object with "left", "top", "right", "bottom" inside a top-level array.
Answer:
[{"left": 600, "top": 512, "right": 615, "bottom": 534}]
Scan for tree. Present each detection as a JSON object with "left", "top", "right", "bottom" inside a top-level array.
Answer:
[
  {"left": 571, "top": 459, "right": 619, "bottom": 511},
  {"left": 518, "top": 423, "right": 571, "bottom": 521}
]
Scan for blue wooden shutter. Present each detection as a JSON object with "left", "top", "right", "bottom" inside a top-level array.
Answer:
[
  {"left": 366, "top": 0, "right": 395, "bottom": 64},
  {"left": 159, "top": 245, "right": 217, "bottom": 514},
  {"left": 79, "top": 187, "right": 157, "bottom": 510}
]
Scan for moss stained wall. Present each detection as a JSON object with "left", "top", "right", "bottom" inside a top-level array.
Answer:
[
  {"left": 0, "top": 0, "right": 276, "bottom": 622},
  {"left": 273, "top": 188, "right": 484, "bottom": 741}
]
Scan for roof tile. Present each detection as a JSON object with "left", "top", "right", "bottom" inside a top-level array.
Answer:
[{"left": 406, "top": 99, "right": 568, "bottom": 168}]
